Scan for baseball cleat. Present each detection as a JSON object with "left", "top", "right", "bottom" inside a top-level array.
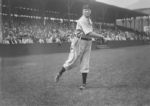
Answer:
[
  {"left": 79, "top": 84, "right": 86, "bottom": 90},
  {"left": 55, "top": 73, "right": 61, "bottom": 83}
]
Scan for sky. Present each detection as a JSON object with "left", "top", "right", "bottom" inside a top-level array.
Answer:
[{"left": 96, "top": 0, "right": 150, "bottom": 9}]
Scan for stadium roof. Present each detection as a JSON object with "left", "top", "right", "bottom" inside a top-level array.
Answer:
[
  {"left": 3, "top": 0, "right": 148, "bottom": 23},
  {"left": 134, "top": 8, "right": 150, "bottom": 15}
]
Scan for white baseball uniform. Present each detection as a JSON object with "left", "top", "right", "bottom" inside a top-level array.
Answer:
[{"left": 63, "top": 15, "right": 93, "bottom": 73}]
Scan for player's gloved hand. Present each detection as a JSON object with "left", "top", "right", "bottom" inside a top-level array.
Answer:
[{"left": 96, "top": 37, "right": 108, "bottom": 45}]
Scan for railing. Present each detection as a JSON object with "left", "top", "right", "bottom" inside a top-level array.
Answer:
[{"left": 0, "top": 40, "right": 150, "bottom": 57}]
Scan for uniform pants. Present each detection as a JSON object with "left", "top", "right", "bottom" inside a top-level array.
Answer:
[{"left": 63, "top": 37, "right": 92, "bottom": 73}]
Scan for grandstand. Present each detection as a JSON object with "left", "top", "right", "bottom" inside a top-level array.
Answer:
[
  {"left": 0, "top": 0, "right": 149, "bottom": 56},
  {"left": 1, "top": 0, "right": 149, "bottom": 44},
  {"left": 133, "top": 8, "right": 150, "bottom": 34}
]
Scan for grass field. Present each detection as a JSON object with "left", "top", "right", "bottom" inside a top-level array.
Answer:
[{"left": 1, "top": 45, "right": 150, "bottom": 106}]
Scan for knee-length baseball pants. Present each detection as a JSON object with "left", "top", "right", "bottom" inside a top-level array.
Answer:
[{"left": 63, "top": 37, "right": 92, "bottom": 73}]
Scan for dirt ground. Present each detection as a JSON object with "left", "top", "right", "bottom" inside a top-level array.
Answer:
[{"left": 1, "top": 45, "right": 150, "bottom": 106}]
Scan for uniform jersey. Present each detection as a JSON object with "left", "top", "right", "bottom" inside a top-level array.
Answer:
[
  {"left": 76, "top": 16, "right": 93, "bottom": 38},
  {"left": 63, "top": 15, "right": 93, "bottom": 73}
]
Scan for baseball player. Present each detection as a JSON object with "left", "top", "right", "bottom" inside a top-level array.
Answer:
[{"left": 55, "top": 4, "right": 106, "bottom": 90}]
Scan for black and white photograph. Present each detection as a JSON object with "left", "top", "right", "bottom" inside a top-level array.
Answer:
[{"left": 0, "top": 0, "right": 150, "bottom": 106}]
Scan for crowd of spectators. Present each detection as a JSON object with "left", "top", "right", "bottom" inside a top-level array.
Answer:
[
  {"left": 2, "top": 18, "right": 75, "bottom": 44},
  {"left": 2, "top": 17, "right": 150, "bottom": 44},
  {"left": 94, "top": 24, "right": 150, "bottom": 41}
]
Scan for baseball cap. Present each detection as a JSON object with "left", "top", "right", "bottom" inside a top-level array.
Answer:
[{"left": 82, "top": 4, "right": 91, "bottom": 10}]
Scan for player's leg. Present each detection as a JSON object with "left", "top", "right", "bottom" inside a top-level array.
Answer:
[
  {"left": 79, "top": 41, "right": 92, "bottom": 89},
  {"left": 55, "top": 48, "right": 79, "bottom": 82},
  {"left": 55, "top": 38, "right": 80, "bottom": 82}
]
